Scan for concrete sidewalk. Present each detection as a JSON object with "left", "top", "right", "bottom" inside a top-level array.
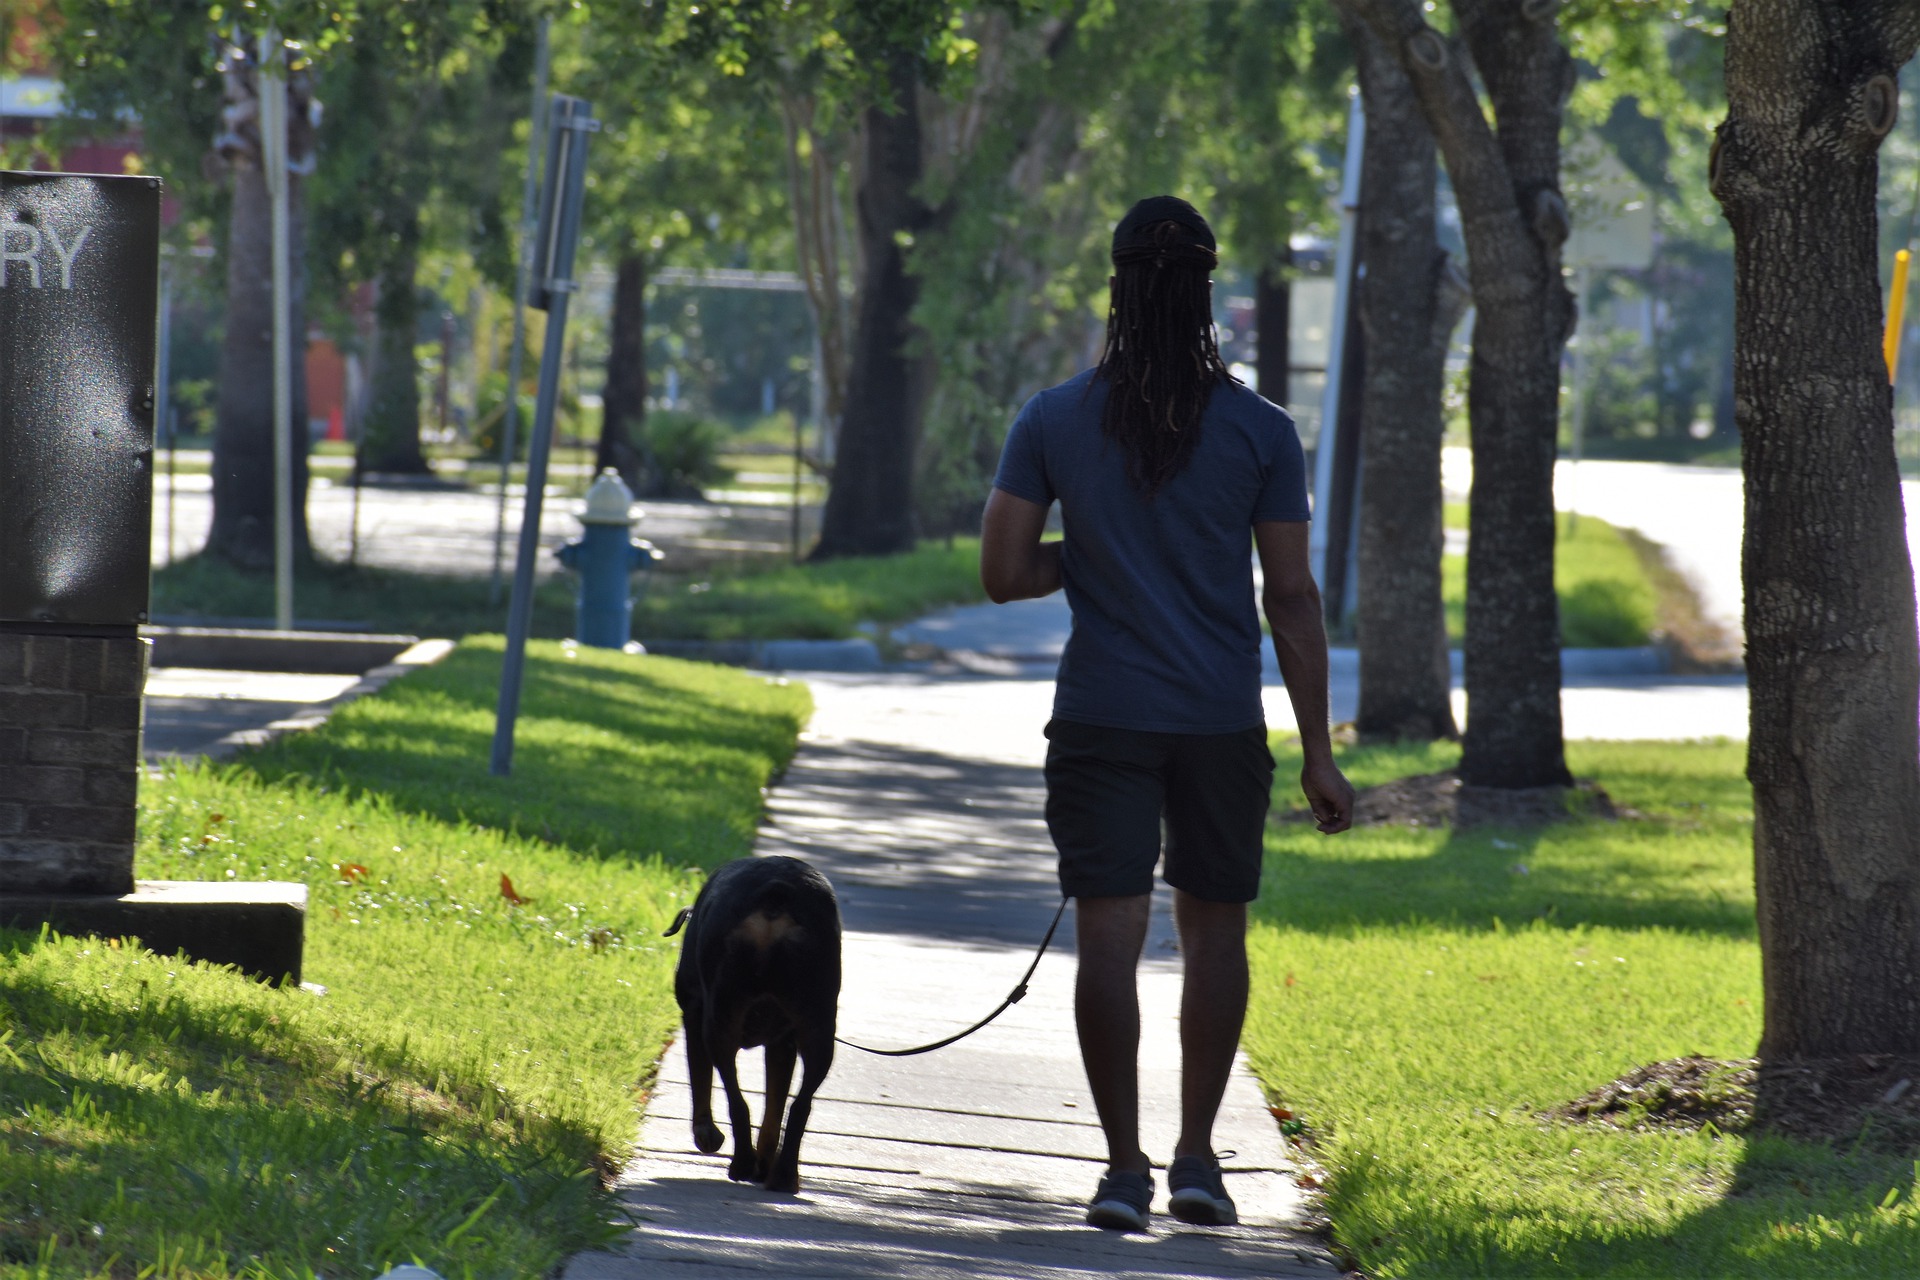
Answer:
[{"left": 566, "top": 678, "right": 1342, "bottom": 1279}]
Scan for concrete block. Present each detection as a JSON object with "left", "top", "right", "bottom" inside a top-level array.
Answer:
[
  {"left": 0, "top": 804, "right": 21, "bottom": 835},
  {"left": 86, "top": 694, "right": 143, "bottom": 731},
  {"left": 0, "top": 839, "right": 132, "bottom": 895},
  {"left": 0, "top": 636, "right": 22, "bottom": 686},
  {"left": 0, "top": 766, "right": 84, "bottom": 805},
  {"left": 83, "top": 769, "right": 138, "bottom": 807},
  {"left": 98, "top": 636, "right": 149, "bottom": 695},
  {"left": 0, "top": 880, "right": 307, "bottom": 985},
  {"left": 27, "top": 805, "right": 136, "bottom": 842},
  {"left": 0, "top": 690, "right": 85, "bottom": 728},
  {"left": 0, "top": 728, "right": 21, "bottom": 764},
  {"left": 22, "top": 635, "right": 68, "bottom": 688},
  {"left": 28, "top": 728, "right": 139, "bottom": 767}
]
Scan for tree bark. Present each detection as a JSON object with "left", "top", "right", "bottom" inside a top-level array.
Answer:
[
  {"left": 812, "top": 56, "right": 937, "bottom": 559},
  {"left": 599, "top": 252, "right": 657, "bottom": 494},
  {"left": 207, "top": 54, "right": 313, "bottom": 570},
  {"left": 1255, "top": 251, "right": 1292, "bottom": 408},
  {"left": 1346, "top": 15, "right": 1462, "bottom": 742},
  {"left": 1714, "top": 0, "right": 1920, "bottom": 1058},
  {"left": 358, "top": 228, "right": 430, "bottom": 475},
  {"left": 1343, "top": 0, "right": 1574, "bottom": 787}
]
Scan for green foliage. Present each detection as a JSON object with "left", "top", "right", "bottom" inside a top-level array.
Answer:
[
  {"left": 0, "top": 641, "right": 809, "bottom": 1276},
  {"left": 1247, "top": 735, "right": 1920, "bottom": 1277},
  {"left": 642, "top": 411, "right": 736, "bottom": 496}
]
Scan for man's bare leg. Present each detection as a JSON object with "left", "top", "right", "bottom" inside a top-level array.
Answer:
[
  {"left": 1075, "top": 893, "right": 1152, "bottom": 1173},
  {"left": 1172, "top": 889, "right": 1248, "bottom": 1160}
]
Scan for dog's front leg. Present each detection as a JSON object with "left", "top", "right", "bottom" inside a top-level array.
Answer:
[
  {"left": 683, "top": 1017, "right": 724, "bottom": 1154},
  {"left": 764, "top": 1024, "right": 835, "bottom": 1194},
  {"left": 756, "top": 1036, "right": 796, "bottom": 1183},
  {"left": 709, "top": 1023, "right": 759, "bottom": 1182}
]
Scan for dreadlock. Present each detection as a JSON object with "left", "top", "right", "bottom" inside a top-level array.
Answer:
[{"left": 1093, "top": 219, "right": 1236, "bottom": 497}]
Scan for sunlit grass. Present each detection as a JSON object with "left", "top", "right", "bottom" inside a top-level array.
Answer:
[
  {"left": 1247, "top": 736, "right": 1920, "bottom": 1278},
  {"left": 1441, "top": 511, "right": 1659, "bottom": 647},
  {"left": 0, "top": 642, "right": 810, "bottom": 1277}
]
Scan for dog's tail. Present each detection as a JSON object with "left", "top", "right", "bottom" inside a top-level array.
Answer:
[{"left": 663, "top": 906, "right": 693, "bottom": 937}]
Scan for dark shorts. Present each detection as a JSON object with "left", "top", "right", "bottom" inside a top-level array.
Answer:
[{"left": 1042, "top": 717, "right": 1276, "bottom": 903}]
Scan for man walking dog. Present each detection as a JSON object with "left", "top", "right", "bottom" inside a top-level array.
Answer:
[{"left": 980, "top": 195, "right": 1354, "bottom": 1231}]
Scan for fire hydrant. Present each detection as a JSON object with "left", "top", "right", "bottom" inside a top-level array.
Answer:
[{"left": 554, "top": 469, "right": 663, "bottom": 649}]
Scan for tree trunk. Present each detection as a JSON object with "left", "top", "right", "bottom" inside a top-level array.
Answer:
[
  {"left": 1255, "top": 251, "right": 1292, "bottom": 407},
  {"left": 599, "top": 252, "right": 657, "bottom": 494},
  {"left": 1344, "top": 0, "right": 1575, "bottom": 787},
  {"left": 359, "top": 229, "right": 429, "bottom": 475},
  {"left": 1714, "top": 1, "right": 1920, "bottom": 1058},
  {"left": 812, "top": 57, "right": 937, "bottom": 560},
  {"left": 207, "top": 57, "right": 313, "bottom": 570},
  {"left": 1346, "top": 15, "right": 1461, "bottom": 742}
]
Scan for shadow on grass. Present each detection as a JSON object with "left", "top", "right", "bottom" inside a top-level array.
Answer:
[
  {"left": 227, "top": 640, "right": 808, "bottom": 871},
  {"left": 1261, "top": 735, "right": 1756, "bottom": 939},
  {"left": 1258, "top": 821, "right": 1755, "bottom": 939},
  {"left": 0, "top": 931, "right": 614, "bottom": 1276}
]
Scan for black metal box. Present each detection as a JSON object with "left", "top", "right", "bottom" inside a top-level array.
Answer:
[{"left": 0, "top": 171, "right": 160, "bottom": 627}]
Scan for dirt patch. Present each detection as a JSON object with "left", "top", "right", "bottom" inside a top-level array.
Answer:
[
  {"left": 1553, "top": 1053, "right": 1920, "bottom": 1151},
  {"left": 1275, "top": 769, "right": 1624, "bottom": 829},
  {"left": 1551, "top": 1055, "right": 1756, "bottom": 1133}
]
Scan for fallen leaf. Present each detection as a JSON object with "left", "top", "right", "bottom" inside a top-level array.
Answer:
[
  {"left": 1295, "top": 1173, "right": 1320, "bottom": 1189},
  {"left": 1284, "top": 972, "right": 1297, "bottom": 988},
  {"left": 500, "top": 873, "right": 532, "bottom": 906},
  {"left": 1268, "top": 1106, "right": 1294, "bottom": 1121},
  {"left": 208, "top": 813, "right": 226, "bottom": 825},
  {"left": 333, "top": 862, "right": 369, "bottom": 883}
]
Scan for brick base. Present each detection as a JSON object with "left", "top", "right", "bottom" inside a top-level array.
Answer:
[{"left": 0, "top": 629, "right": 146, "bottom": 895}]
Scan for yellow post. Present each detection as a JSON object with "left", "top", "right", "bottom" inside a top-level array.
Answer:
[{"left": 1887, "top": 248, "right": 1912, "bottom": 383}]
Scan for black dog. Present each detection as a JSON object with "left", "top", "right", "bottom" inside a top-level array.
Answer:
[{"left": 664, "top": 855, "right": 841, "bottom": 1193}]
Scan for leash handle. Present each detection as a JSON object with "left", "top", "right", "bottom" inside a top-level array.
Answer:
[{"left": 835, "top": 896, "right": 1070, "bottom": 1058}]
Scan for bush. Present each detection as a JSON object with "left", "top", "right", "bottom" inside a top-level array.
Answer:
[{"left": 644, "top": 411, "right": 734, "bottom": 497}]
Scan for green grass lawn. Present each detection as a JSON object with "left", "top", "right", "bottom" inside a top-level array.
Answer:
[
  {"left": 1440, "top": 509, "right": 1659, "bottom": 647},
  {"left": 1246, "top": 736, "right": 1920, "bottom": 1278},
  {"left": 633, "top": 539, "right": 985, "bottom": 641},
  {"left": 0, "top": 639, "right": 810, "bottom": 1277},
  {"left": 153, "top": 539, "right": 986, "bottom": 645}
]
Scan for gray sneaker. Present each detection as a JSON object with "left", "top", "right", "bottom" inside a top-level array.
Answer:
[
  {"left": 1167, "top": 1154, "right": 1238, "bottom": 1225},
  {"left": 1085, "top": 1168, "right": 1154, "bottom": 1231}
]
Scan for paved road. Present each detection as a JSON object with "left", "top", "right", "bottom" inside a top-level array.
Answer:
[
  {"left": 567, "top": 676, "right": 1341, "bottom": 1280},
  {"left": 1444, "top": 448, "right": 1920, "bottom": 643},
  {"left": 150, "top": 471, "right": 818, "bottom": 578}
]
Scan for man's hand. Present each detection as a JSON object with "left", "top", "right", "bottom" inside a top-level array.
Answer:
[{"left": 1301, "top": 757, "right": 1355, "bottom": 834}]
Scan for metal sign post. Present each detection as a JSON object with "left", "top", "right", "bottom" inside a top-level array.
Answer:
[
  {"left": 259, "top": 32, "right": 295, "bottom": 632},
  {"left": 490, "top": 94, "right": 597, "bottom": 777},
  {"left": 490, "top": 16, "right": 552, "bottom": 607}
]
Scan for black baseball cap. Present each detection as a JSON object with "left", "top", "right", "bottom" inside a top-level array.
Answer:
[{"left": 1112, "top": 195, "right": 1217, "bottom": 265}]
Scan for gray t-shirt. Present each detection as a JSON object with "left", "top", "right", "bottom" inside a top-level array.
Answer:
[{"left": 992, "top": 368, "right": 1310, "bottom": 735}]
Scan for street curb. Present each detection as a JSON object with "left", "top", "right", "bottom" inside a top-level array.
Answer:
[
  {"left": 145, "top": 626, "right": 420, "bottom": 674},
  {"left": 636, "top": 637, "right": 883, "bottom": 672}
]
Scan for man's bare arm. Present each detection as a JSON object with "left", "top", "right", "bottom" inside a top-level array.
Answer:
[
  {"left": 1255, "top": 520, "right": 1354, "bottom": 834},
  {"left": 980, "top": 489, "right": 1062, "bottom": 603}
]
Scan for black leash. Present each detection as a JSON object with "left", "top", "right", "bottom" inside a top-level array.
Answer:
[{"left": 834, "top": 896, "right": 1070, "bottom": 1058}]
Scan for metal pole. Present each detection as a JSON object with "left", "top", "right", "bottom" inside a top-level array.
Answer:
[
  {"left": 155, "top": 262, "right": 173, "bottom": 565},
  {"left": 490, "top": 17, "right": 552, "bottom": 606},
  {"left": 1309, "top": 85, "right": 1364, "bottom": 591},
  {"left": 492, "top": 95, "right": 596, "bottom": 778},
  {"left": 260, "top": 32, "right": 295, "bottom": 631},
  {"left": 1566, "top": 266, "right": 1593, "bottom": 537}
]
